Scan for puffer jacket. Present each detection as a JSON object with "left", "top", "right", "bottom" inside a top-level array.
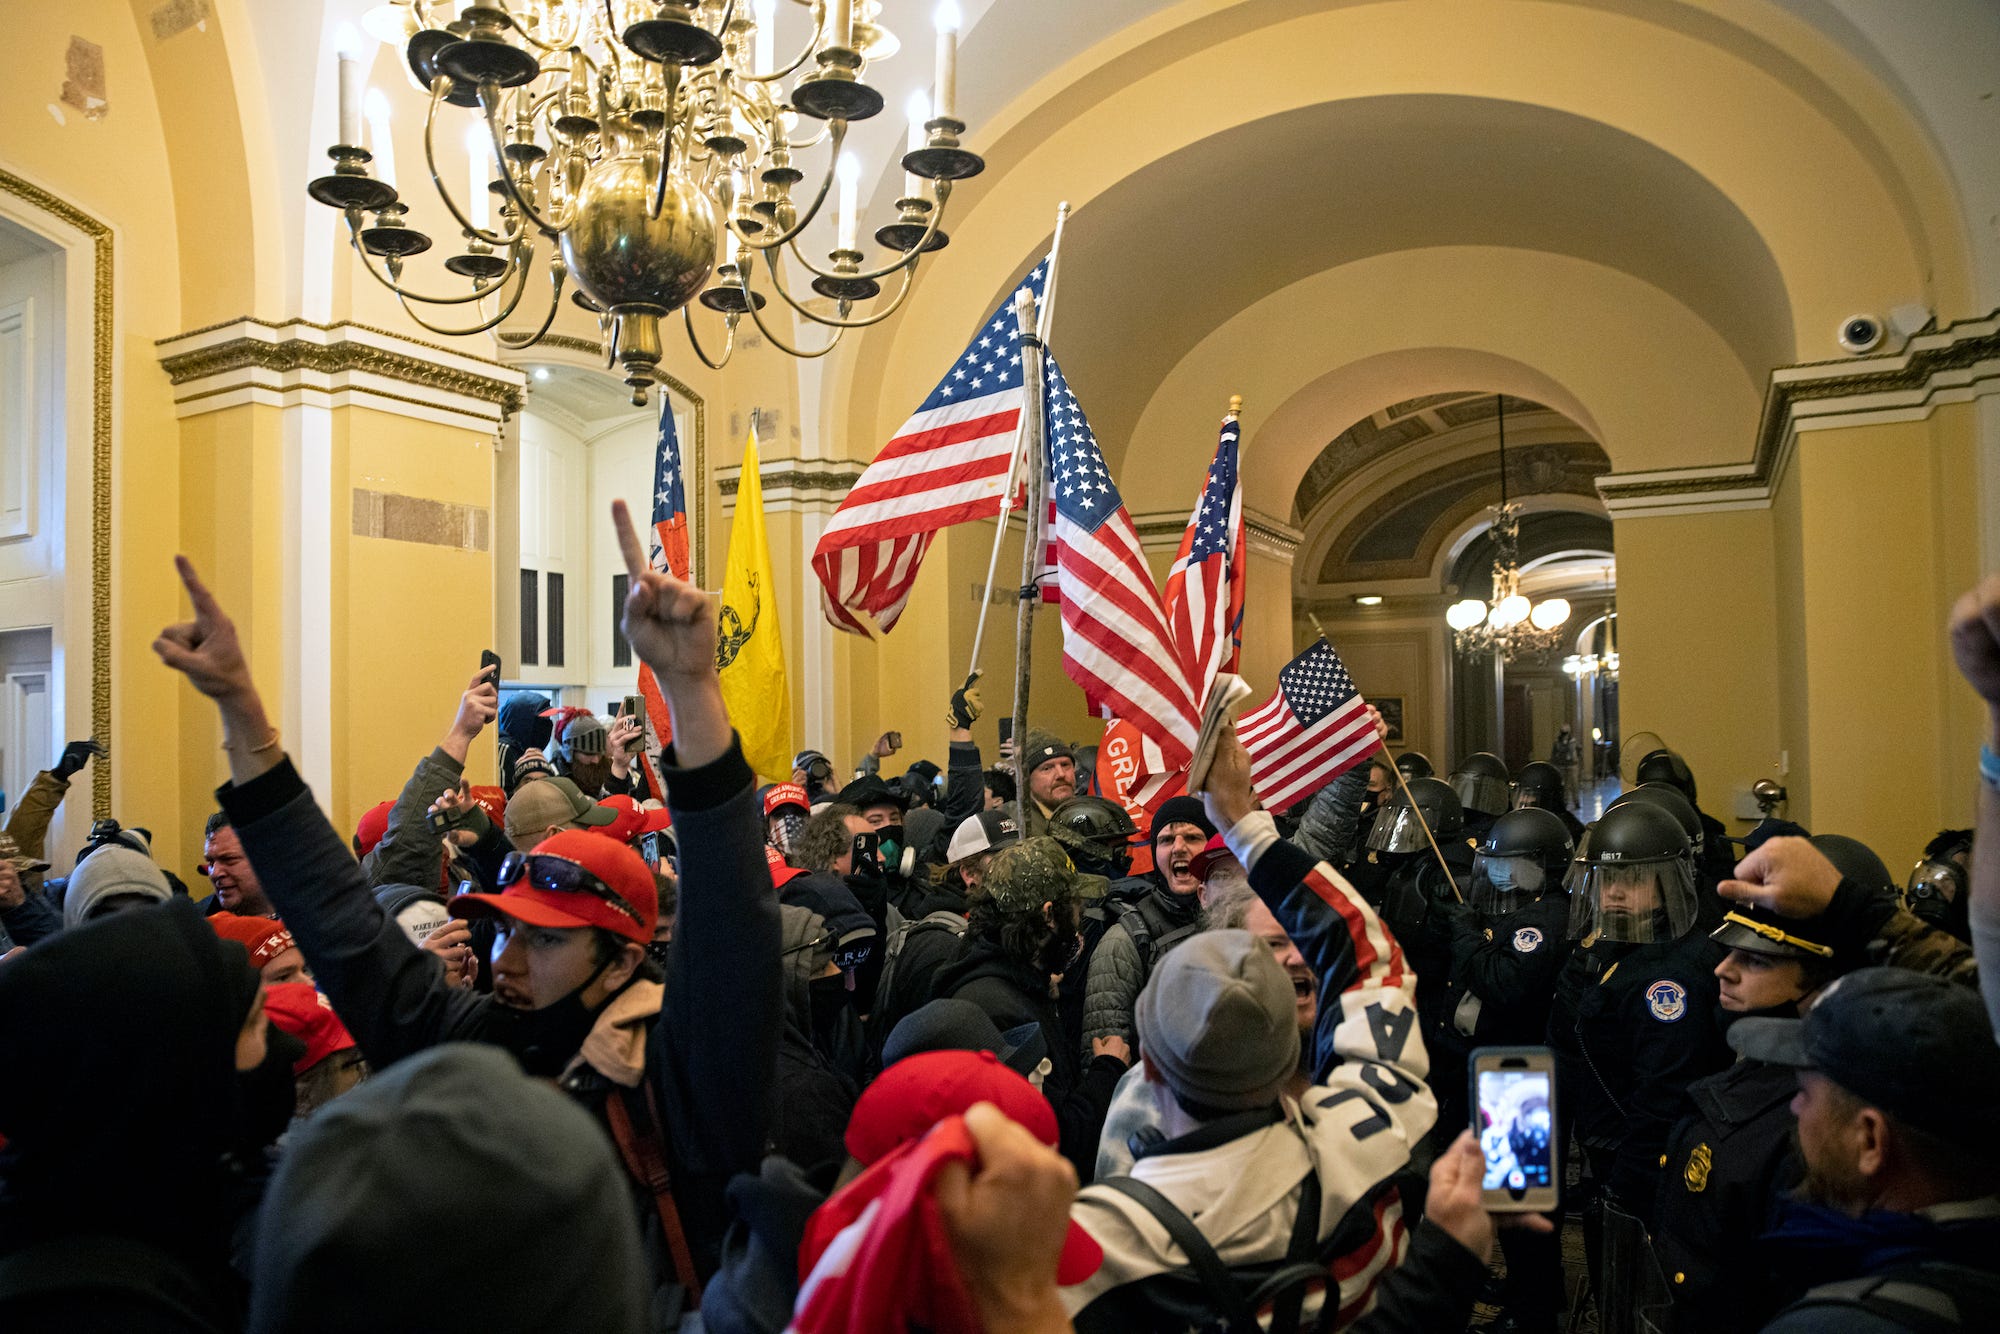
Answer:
[{"left": 1080, "top": 884, "right": 1205, "bottom": 1053}]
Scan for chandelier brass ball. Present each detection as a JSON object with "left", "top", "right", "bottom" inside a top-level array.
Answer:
[{"left": 560, "top": 157, "right": 719, "bottom": 316}]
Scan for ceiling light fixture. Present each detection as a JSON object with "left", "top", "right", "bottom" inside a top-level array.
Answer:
[{"left": 1445, "top": 395, "right": 1571, "bottom": 662}]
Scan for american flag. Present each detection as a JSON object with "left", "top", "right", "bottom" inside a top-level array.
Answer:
[
  {"left": 634, "top": 400, "right": 689, "bottom": 798},
  {"left": 1037, "top": 354, "right": 1200, "bottom": 765},
  {"left": 812, "top": 258, "right": 1050, "bottom": 634},
  {"left": 1236, "top": 637, "right": 1377, "bottom": 812},
  {"left": 1164, "top": 413, "right": 1246, "bottom": 683}
]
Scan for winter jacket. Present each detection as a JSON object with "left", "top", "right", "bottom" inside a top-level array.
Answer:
[
  {"left": 1079, "top": 881, "right": 1205, "bottom": 1053},
  {"left": 2, "top": 769, "right": 67, "bottom": 914},
  {"left": 934, "top": 936, "right": 1125, "bottom": 1180},
  {"left": 941, "top": 740, "right": 985, "bottom": 829},
  {"left": 768, "top": 903, "right": 859, "bottom": 1170},
  {"left": 1759, "top": 1197, "right": 2000, "bottom": 1333},
  {"left": 360, "top": 745, "right": 461, "bottom": 891},
  {"left": 219, "top": 737, "right": 782, "bottom": 1288},
  {"left": 1292, "top": 766, "right": 1371, "bottom": 869},
  {"left": 0, "top": 884, "right": 62, "bottom": 951},
  {"left": 1066, "top": 815, "right": 1441, "bottom": 1331}
]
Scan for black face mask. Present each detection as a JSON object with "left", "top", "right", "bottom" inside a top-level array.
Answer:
[
  {"left": 234, "top": 1026, "right": 304, "bottom": 1155},
  {"left": 645, "top": 938, "right": 672, "bottom": 971},
  {"left": 488, "top": 961, "right": 611, "bottom": 1079}
]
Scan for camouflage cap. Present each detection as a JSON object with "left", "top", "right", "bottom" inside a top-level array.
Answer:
[
  {"left": 0, "top": 832, "right": 50, "bottom": 874},
  {"left": 980, "top": 836, "right": 1106, "bottom": 913}
]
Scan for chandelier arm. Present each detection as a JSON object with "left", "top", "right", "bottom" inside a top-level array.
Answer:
[
  {"left": 495, "top": 261, "right": 570, "bottom": 348},
  {"left": 680, "top": 305, "right": 738, "bottom": 371},
  {"left": 345, "top": 216, "right": 535, "bottom": 306},
  {"left": 479, "top": 92, "right": 577, "bottom": 237},
  {"left": 747, "top": 250, "right": 921, "bottom": 330},
  {"left": 393, "top": 254, "right": 539, "bottom": 337},
  {"left": 496, "top": 0, "right": 581, "bottom": 53},
  {"left": 426, "top": 80, "right": 532, "bottom": 247},
  {"left": 778, "top": 189, "right": 946, "bottom": 282},
  {"left": 737, "top": 119, "right": 847, "bottom": 251},
  {"left": 738, "top": 272, "right": 847, "bottom": 357},
  {"left": 737, "top": 0, "right": 828, "bottom": 82}
]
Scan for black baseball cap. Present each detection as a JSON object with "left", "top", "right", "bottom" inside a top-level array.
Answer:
[{"left": 1729, "top": 967, "right": 2000, "bottom": 1149}]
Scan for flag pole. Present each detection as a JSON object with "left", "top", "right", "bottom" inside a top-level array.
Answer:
[
  {"left": 968, "top": 202, "right": 1069, "bottom": 680},
  {"left": 1010, "top": 286, "right": 1049, "bottom": 834},
  {"left": 1306, "top": 611, "right": 1463, "bottom": 901}
]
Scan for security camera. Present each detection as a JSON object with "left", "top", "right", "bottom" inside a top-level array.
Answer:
[{"left": 1837, "top": 314, "right": 1885, "bottom": 355}]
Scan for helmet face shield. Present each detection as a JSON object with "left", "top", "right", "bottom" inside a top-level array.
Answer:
[
  {"left": 1568, "top": 855, "right": 1699, "bottom": 943},
  {"left": 1366, "top": 802, "right": 1435, "bottom": 854},
  {"left": 1453, "top": 773, "right": 1511, "bottom": 818},
  {"left": 1471, "top": 853, "right": 1548, "bottom": 915}
]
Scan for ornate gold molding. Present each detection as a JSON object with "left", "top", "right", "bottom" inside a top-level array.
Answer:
[
  {"left": 0, "top": 170, "right": 114, "bottom": 818},
  {"left": 158, "top": 323, "right": 525, "bottom": 416}
]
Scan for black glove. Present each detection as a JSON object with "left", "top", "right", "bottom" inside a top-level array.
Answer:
[
  {"left": 51, "top": 739, "right": 107, "bottom": 781},
  {"left": 947, "top": 670, "right": 983, "bottom": 730}
]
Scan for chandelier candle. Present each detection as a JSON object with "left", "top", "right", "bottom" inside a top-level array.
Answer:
[
  {"left": 336, "top": 25, "right": 364, "bottom": 147},
  {"left": 935, "top": 2, "right": 959, "bottom": 119}
]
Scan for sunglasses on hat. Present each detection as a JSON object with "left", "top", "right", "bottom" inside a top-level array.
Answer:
[{"left": 496, "top": 851, "right": 641, "bottom": 927}]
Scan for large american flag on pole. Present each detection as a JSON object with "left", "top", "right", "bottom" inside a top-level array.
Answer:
[
  {"left": 634, "top": 400, "right": 689, "bottom": 799},
  {"left": 1038, "top": 355, "right": 1200, "bottom": 765},
  {"left": 812, "top": 258, "right": 1050, "bottom": 634},
  {"left": 1236, "top": 637, "right": 1377, "bottom": 812}
]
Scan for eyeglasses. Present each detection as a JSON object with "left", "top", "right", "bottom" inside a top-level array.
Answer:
[
  {"left": 1720, "top": 911, "right": 1834, "bottom": 958},
  {"left": 496, "top": 852, "right": 640, "bottom": 926}
]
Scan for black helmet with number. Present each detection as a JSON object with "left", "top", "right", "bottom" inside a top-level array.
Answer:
[
  {"left": 1449, "top": 752, "right": 1511, "bottom": 818},
  {"left": 1395, "top": 751, "right": 1435, "bottom": 781},
  {"left": 1567, "top": 801, "right": 1700, "bottom": 943},
  {"left": 1047, "top": 796, "right": 1141, "bottom": 876},
  {"left": 1366, "top": 777, "right": 1463, "bottom": 854},
  {"left": 1512, "top": 761, "right": 1568, "bottom": 813},
  {"left": 1608, "top": 782, "right": 1704, "bottom": 857},
  {"left": 1472, "top": 808, "right": 1575, "bottom": 916},
  {"left": 1635, "top": 748, "right": 1698, "bottom": 805}
]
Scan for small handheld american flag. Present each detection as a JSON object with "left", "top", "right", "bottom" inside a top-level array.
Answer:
[
  {"left": 633, "top": 401, "right": 689, "bottom": 799},
  {"left": 1236, "top": 637, "right": 1378, "bottom": 812}
]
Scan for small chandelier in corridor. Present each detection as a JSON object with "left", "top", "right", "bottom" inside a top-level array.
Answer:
[
  {"left": 1445, "top": 396, "right": 1571, "bottom": 662},
  {"left": 314, "top": 0, "right": 983, "bottom": 403}
]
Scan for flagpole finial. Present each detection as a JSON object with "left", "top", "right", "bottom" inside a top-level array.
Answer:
[{"left": 1227, "top": 394, "right": 1243, "bottom": 417}]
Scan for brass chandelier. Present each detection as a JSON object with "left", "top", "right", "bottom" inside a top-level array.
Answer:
[
  {"left": 1445, "top": 396, "right": 1571, "bottom": 662},
  {"left": 311, "top": 0, "right": 983, "bottom": 403}
]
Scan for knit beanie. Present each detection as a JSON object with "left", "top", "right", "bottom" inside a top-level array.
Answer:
[
  {"left": 1020, "top": 729, "right": 1073, "bottom": 774},
  {"left": 1135, "top": 929, "right": 1301, "bottom": 1113},
  {"left": 1151, "top": 794, "right": 1218, "bottom": 844},
  {"left": 64, "top": 846, "right": 172, "bottom": 928}
]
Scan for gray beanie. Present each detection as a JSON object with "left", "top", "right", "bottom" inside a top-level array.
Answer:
[
  {"left": 64, "top": 846, "right": 173, "bottom": 928},
  {"left": 1135, "top": 928, "right": 1301, "bottom": 1113}
]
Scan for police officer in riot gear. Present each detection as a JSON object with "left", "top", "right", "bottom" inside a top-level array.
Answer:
[
  {"left": 1541, "top": 801, "right": 1729, "bottom": 1323},
  {"left": 1636, "top": 748, "right": 1736, "bottom": 891},
  {"left": 1433, "top": 806, "right": 1577, "bottom": 1334},
  {"left": 1610, "top": 782, "right": 1724, "bottom": 922},
  {"left": 1512, "top": 760, "right": 1585, "bottom": 844},
  {"left": 1355, "top": 776, "right": 1471, "bottom": 1053},
  {"left": 1449, "top": 751, "right": 1511, "bottom": 842},
  {"left": 1395, "top": 750, "right": 1435, "bottom": 781}
]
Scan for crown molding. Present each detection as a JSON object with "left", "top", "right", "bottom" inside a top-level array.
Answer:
[
  {"left": 1599, "top": 311, "right": 2000, "bottom": 517},
  {"left": 716, "top": 453, "right": 864, "bottom": 514}
]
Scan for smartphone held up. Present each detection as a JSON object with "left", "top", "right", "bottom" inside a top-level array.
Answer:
[{"left": 1470, "top": 1046, "right": 1559, "bottom": 1212}]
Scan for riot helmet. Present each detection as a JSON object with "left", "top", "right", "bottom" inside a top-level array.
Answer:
[
  {"left": 1395, "top": 751, "right": 1435, "bottom": 781},
  {"left": 1609, "top": 783, "right": 1703, "bottom": 857},
  {"left": 1567, "top": 801, "right": 1700, "bottom": 943},
  {"left": 1046, "top": 795, "right": 1141, "bottom": 877},
  {"left": 1366, "top": 777, "right": 1463, "bottom": 854},
  {"left": 1450, "top": 752, "right": 1511, "bottom": 818},
  {"left": 1472, "top": 808, "right": 1575, "bottom": 916},
  {"left": 1807, "top": 834, "right": 1893, "bottom": 895},
  {"left": 1634, "top": 748, "right": 1698, "bottom": 806},
  {"left": 1512, "top": 761, "right": 1568, "bottom": 813}
]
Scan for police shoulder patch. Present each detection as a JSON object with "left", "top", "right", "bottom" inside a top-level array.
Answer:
[
  {"left": 1511, "top": 925, "right": 1544, "bottom": 953},
  {"left": 1645, "top": 979, "right": 1688, "bottom": 1023}
]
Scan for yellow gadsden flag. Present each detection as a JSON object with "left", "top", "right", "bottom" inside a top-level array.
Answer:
[{"left": 716, "top": 432, "right": 793, "bottom": 781}]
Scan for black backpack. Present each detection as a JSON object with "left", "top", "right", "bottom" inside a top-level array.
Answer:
[
  {"left": 1095, "top": 1160, "right": 1351, "bottom": 1334},
  {"left": 1778, "top": 1262, "right": 2000, "bottom": 1333},
  {"left": 866, "top": 907, "right": 970, "bottom": 1043},
  {"left": 1105, "top": 879, "right": 1204, "bottom": 975}
]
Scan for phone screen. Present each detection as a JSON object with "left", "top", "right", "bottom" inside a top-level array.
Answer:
[
  {"left": 1476, "top": 1066, "right": 1555, "bottom": 1198},
  {"left": 997, "top": 717, "right": 1013, "bottom": 748}
]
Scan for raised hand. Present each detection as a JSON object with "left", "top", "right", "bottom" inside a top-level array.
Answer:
[
  {"left": 153, "top": 556, "right": 255, "bottom": 703},
  {"left": 949, "top": 670, "right": 984, "bottom": 732},
  {"left": 935, "top": 1102, "right": 1080, "bottom": 1334},
  {"left": 1950, "top": 574, "right": 2000, "bottom": 730},
  {"left": 51, "top": 739, "right": 108, "bottom": 781},
  {"left": 612, "top": 499, "right": 717, "bottom": 684},
  {"left": 1198, "top": 726, "right": 1258, "bottom": 832},
  {"left": 449, "top": 668, "right": 499, "bottom": 742}
]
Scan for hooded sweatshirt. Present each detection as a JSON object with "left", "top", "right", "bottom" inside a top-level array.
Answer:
[{"left": 0, "top": 898, "right": 265, "bottom": 1332}]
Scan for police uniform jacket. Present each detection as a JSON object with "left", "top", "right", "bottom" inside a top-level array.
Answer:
[
  {"left": 1434, "top": 892, "right": 1576, "bottom": 1058},
  {"left": 1547, "top": 928, "right": 1729, "bottom": 1211},
  {"left": 1652, "top": 1055, "right": 1799, "bottom": 1334}
]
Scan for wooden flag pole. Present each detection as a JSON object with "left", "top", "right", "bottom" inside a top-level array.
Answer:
[
  {"left": 1306, "top": 611, "right": 1463, "bottom": 900},
  {"left": 1010, "top": 287, "right": 1049, "bottom": 835}
]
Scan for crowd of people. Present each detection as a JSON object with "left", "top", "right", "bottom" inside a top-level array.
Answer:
[{"left": 1, "top": 503, "right": 1997, "bottom": 1334}]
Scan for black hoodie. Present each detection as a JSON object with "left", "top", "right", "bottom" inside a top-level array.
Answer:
[{"left": 0, "top": 898, "right": 265, "bottom": 1332}]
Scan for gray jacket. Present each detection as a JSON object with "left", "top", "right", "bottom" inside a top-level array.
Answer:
[
  {"left": 1292, "top": 766, "right": 1371, "bottom": 869},
  {"left": 1080, "top": 885, "right": 1206, "bottom": 1055}
]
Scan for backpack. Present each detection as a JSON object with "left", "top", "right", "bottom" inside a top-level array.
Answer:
[
  {"left": 1105, "top": 878, "right": 1204, "bottom": 975},
  {"left": 867, "top": 906, "right": 970, "bottom": 1043},
  {"left": 1095, "top": 1152, "right": 1340, "bottom": 1334},
  {"left": 1778, "top": 1262, "right": 2000, "bottom": 1333}
]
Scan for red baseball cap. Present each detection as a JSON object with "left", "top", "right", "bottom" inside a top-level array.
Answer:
[
  {"left": 209, "top": 912, "right": 298, "bottom": 970},
  {"left": 451, "top": 829, "right": 658, "bottom": 945},
  {"left": 466, "top": 785, "right": 508, "bottom": 825},
  {"left": 354, "top": 801, "right": 394, "bottom": 858},
  {"left": 765, "top": 845, "right": 807, "bottom": 889},
  {"left": 845, "top": 1050, "right": 1101, "bottom": 1285},
  {"left": 763, "top": 782, "right": 810, "bottom": 817},
  {"left": 1190, "top": 832, "right": 1237, "bottom": 883},
  {"left": 593, "top": 795, "right": 647, "bottom": 844},
  {"left": 262, "top": 981, "right": 357, "bottom": 1074}
]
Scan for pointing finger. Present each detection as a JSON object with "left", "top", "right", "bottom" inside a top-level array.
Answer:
[
  {"left": 612, "top": 500, "right": 651, "bottom": 583},
  {"left": 174, "top": 555, "right": 222, "bottom": 621}
]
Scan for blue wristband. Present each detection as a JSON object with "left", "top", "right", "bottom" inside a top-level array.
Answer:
[{"left": 1982, "top": 744, "right": 2000, "bottom": 794}]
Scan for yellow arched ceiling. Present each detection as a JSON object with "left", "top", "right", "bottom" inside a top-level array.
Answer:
[{"left": 836, "top": 0, "right": 1971, "bottom": 503}]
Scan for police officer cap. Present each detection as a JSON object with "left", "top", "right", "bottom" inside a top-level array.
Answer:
[
  {"left": 1710, "top": 900, "right": 1838, "bottom": 961},
  {"left": 1394, "top": 751, "right": 1434, "bottom": 780},
  {"left": 1729, "top": 968, "right": 2000, "bottom": 1153}
]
